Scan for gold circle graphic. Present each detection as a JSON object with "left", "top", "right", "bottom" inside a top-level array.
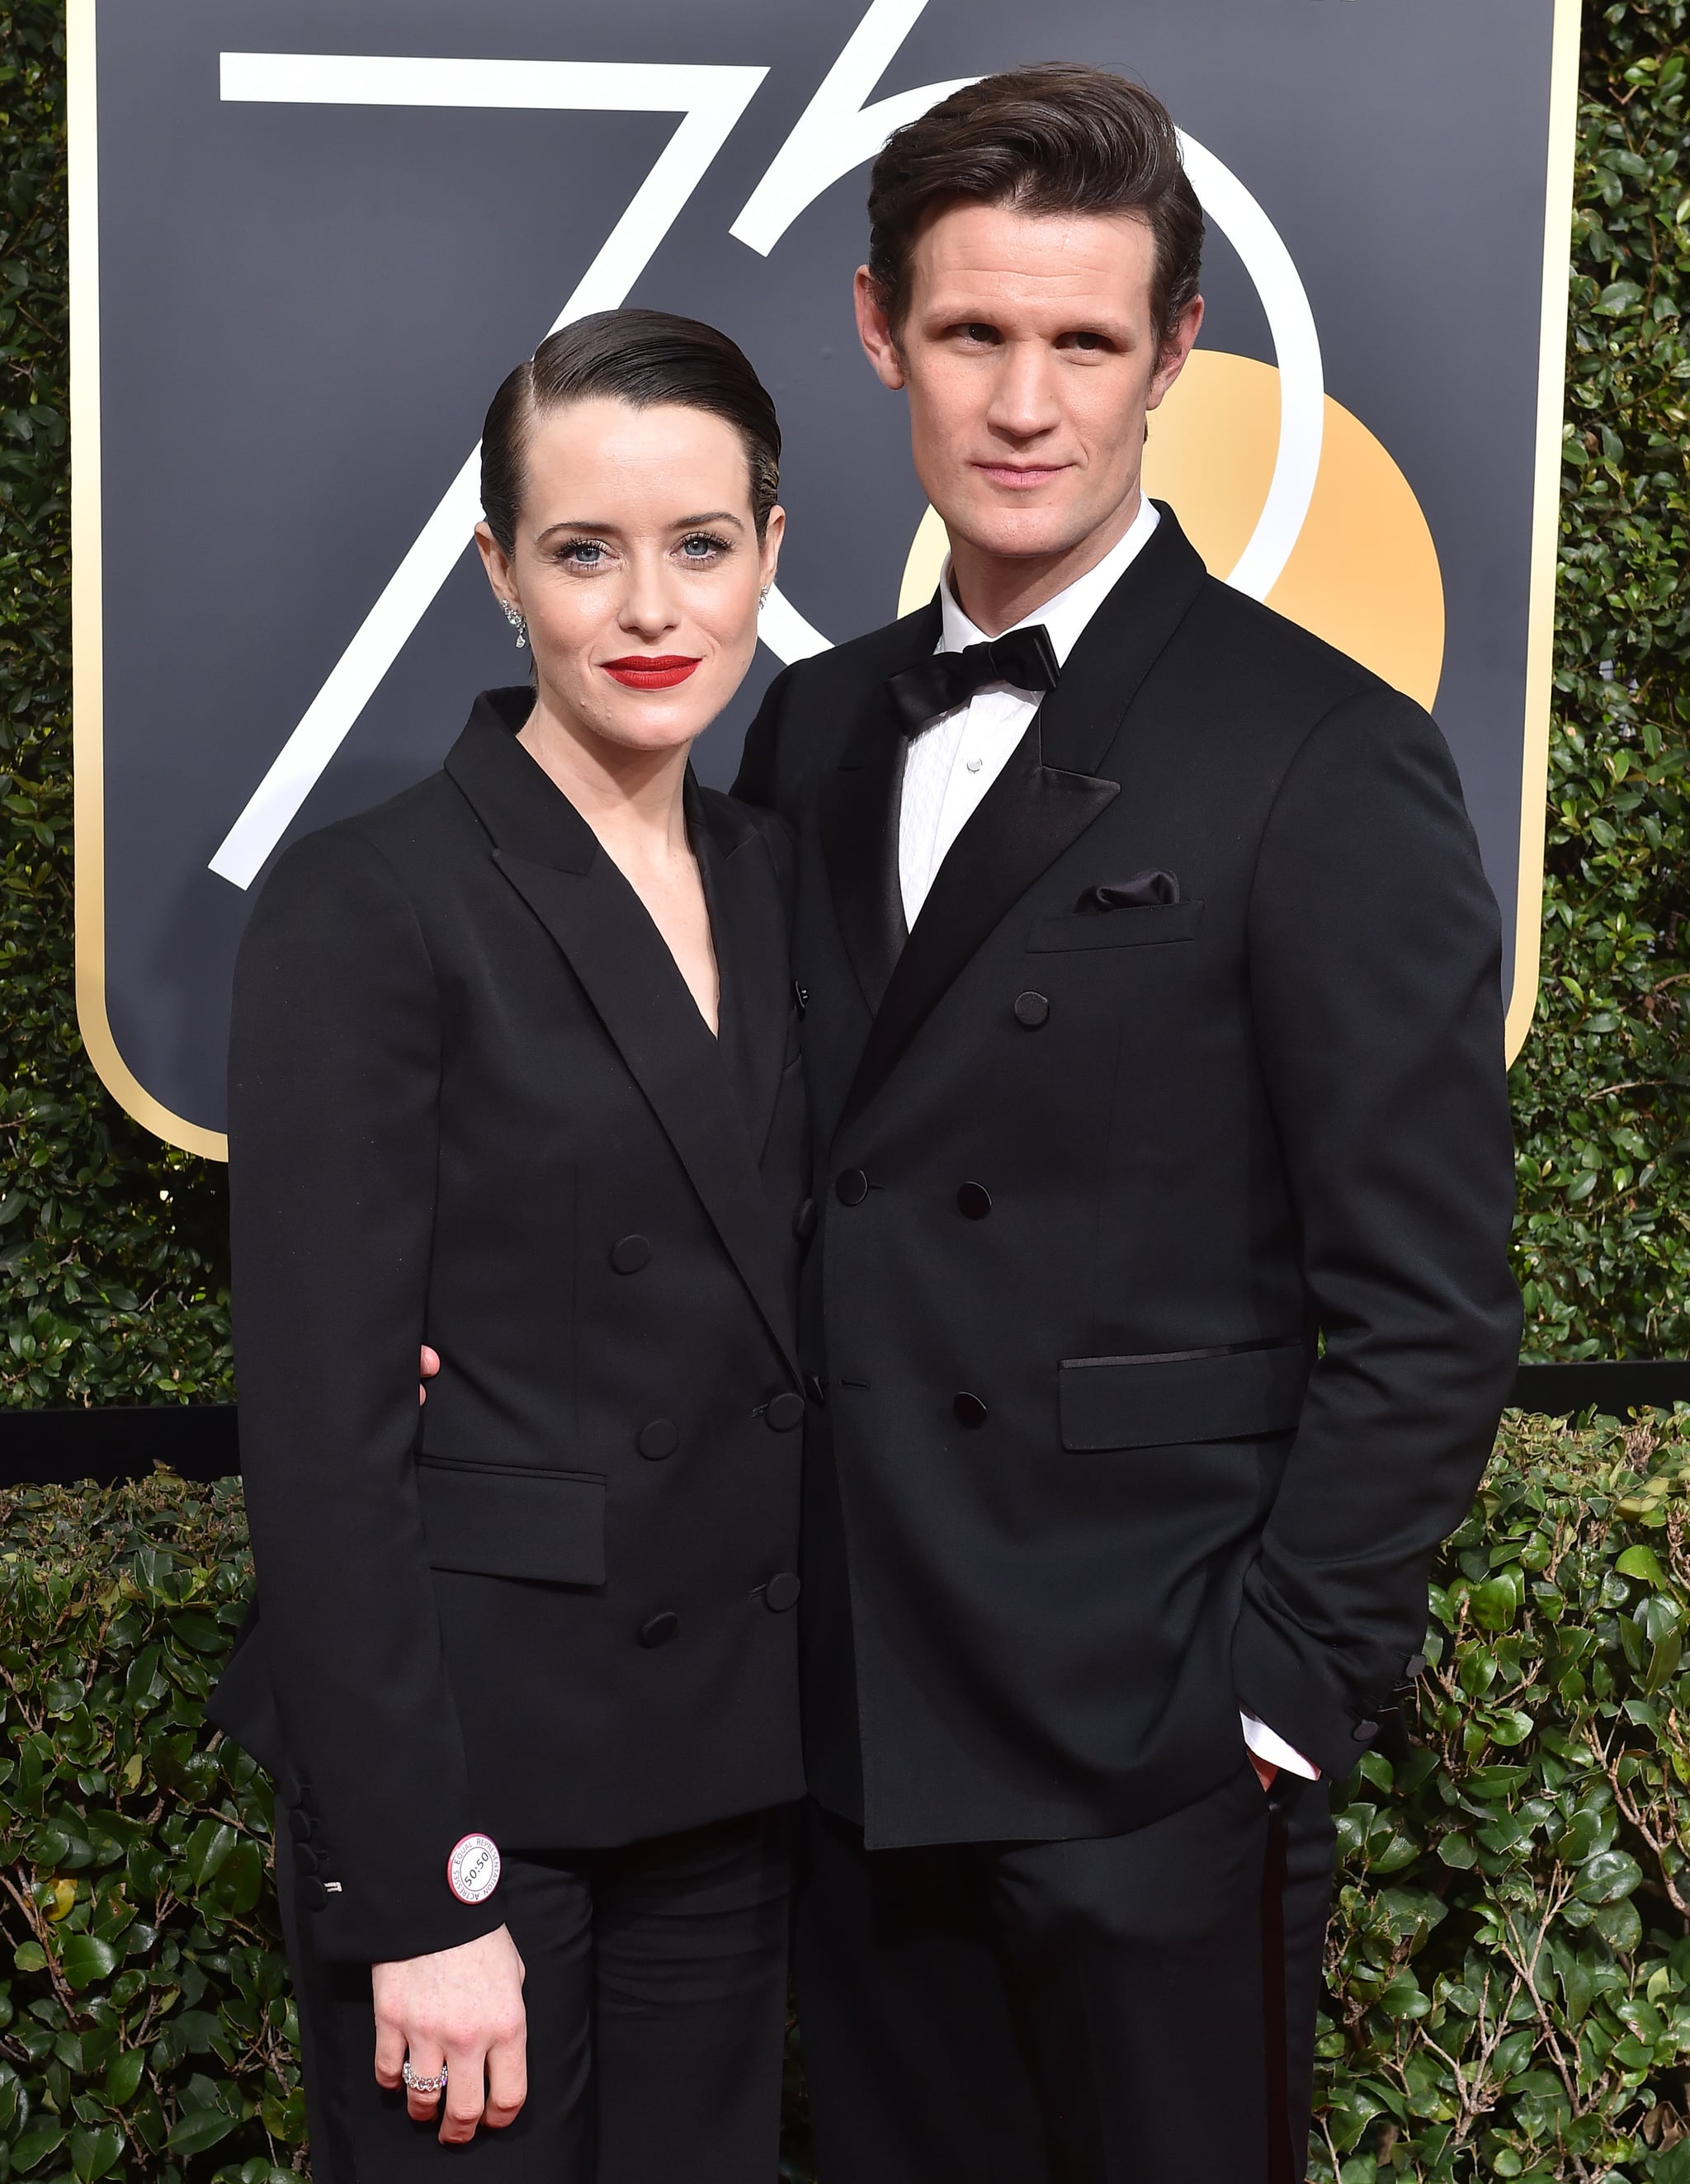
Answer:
[{"left": 898, "top": 349, "right": 1445, "bottom": 712}]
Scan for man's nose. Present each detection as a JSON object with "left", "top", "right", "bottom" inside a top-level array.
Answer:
[{"left": 984, "top": 343, "right": 1062, "bottom": 441}]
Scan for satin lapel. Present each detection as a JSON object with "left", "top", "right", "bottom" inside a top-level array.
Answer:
[
  {"left": 835, "top": 723, "right": 1116, "bottom": 1137},
  {"left": 693, "top": 791, "right": 789, "bottom": 1162},
  {"left": 493, "top": 847, "right": 799, "bottom": 1382},
  {"left": 832, "top": 508, "right": 1209, "bottom": 1138},
  {"left": 819, "top": 599, "right": 937, "bottom": 1011}
]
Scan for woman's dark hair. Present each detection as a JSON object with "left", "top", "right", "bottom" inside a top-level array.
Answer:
[
  {"left": 480, "top": 308, "right": 781, "bottom": 554},
  {"left": 866, "top": 64, "right": 1204, "bottom": 354}
]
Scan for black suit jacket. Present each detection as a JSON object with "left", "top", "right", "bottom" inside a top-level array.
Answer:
[
  {"left": 210, "top": 689, "right": 810, "bottom": 1961},
  {"left": 734, "top": 506, "right": 1522, "bottom": 1851}
]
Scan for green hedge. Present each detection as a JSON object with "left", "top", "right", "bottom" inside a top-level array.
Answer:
[
  {"left": 0, "top": 1, "right": 1686, "bottom": 1387},
  {"left": 8, "top": 1415, "right": 1690, "bottom": 2182}
]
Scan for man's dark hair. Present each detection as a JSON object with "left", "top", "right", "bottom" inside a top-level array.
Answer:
[
  {"left": 480, "top": 308, "right": 781, "bottom": 554},
  {"left": 866, "top": 64, "right": 1204, "bottom": 352}
]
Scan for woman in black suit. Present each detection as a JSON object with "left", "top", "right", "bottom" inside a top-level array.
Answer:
[{"left": 208, "top": 310, "right": 810, "bottom": 2182}]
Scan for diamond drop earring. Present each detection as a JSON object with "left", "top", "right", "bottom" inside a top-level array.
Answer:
[{"left": 501, "top": 599, "right": 527, "bottom": 649}]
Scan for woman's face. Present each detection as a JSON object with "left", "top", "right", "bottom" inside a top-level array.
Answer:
[{"left": 477, "top": 396, "right": 782, "bottom": 759}]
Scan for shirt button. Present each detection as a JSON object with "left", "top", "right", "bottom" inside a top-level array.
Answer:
[
  {"left": 611, "top": 1234, "right": 652, "bottom": 1274},
  {"left": 637, "top": 1419, "right": 678, "bottom": 1460},
  {"left": 765, "top": 1573, "right": 802, "bottom": 1612},
  {"left": 765, "top": 1391, "right": 805, "bottom": 1432},
  {"left": 638, "top": 1612, "right": 678, "bottom": 1649},
  {"left": 1013, "top": 993, "right": 1050, "bottom": 1029},
  {"left": 836, "top": 1170, "right": 870, "bottom": 1206},
  {"left": 956, "top": 1182, "right": 992, "bottom": 1219},
  {"left": 953, "top": 1392, "right": 989, "bottom": 1428}
]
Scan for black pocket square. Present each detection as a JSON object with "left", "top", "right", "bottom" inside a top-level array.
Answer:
[{"left": 1075, "top": 870, "right": 1181, "bottom": 912}]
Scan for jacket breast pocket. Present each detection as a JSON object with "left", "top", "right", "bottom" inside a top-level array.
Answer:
[
  {"left": 1027, "top": 901, "right": 1204, "bottom": 952},
  {"left": 1058, "top": 1340, "right": 1306, "bottom": 1451},
  {"left": 416, "top": 1455, "right": 606, "bottom": 1586}
]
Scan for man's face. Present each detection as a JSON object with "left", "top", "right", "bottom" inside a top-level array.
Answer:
[{"left": 855, "top": 200, "right": 1201, "bottom": 569}]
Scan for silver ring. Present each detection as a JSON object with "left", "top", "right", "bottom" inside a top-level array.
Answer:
[{"left": 402, "top": 2059, "right": 448, "bottom": 2096}]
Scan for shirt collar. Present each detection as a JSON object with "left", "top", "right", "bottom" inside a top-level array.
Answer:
[{"left": 937, "top": 497, "right": 1162, "bottom": 668}]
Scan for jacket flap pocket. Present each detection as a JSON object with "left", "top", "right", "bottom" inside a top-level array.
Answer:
[
  {"left": 1027, "top": 901, "right": 1203, "bottom": 952},
  {"left": 1058, "top": 1341, "right": 1306, "bottom": 1451},
  {"left": 416, "top": 1458, "right": 606, "bottom": 1586}
]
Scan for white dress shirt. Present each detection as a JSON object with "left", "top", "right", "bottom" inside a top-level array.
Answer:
[{"left": 895, "top": 496, "right": 1319, "bottom": 1784}]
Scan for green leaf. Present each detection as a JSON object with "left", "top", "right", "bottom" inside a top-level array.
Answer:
[
  {"left": 102, "top": 2047, "right": 146, "bottom": 2104},
  {"left": 183, "top": 1818, "right": 235, "bottom": 1890},
  {"left": 69, "top": 2122, "right": 125, "bottom": 2182},
  {"left": 1615, "top": 1544, "right": 1670, "bottom": 1585},
  {"left": 12, "top": 2122, "right": 67, "bottom": 2174},
  {"left": 59, "top": 1932, "right": 117, "bottom": 1990},
  {"left": 1574, "top": 1847, "right": 1643, "bottom": 1904},
  {"left": 166, "top": 2106, "right": 238, "bottom": 2157}
]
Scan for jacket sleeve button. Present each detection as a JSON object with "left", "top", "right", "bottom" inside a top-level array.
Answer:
[
  {"left": 765, "top": 1391, "right": 805, "bottom": 1432},
  {"left": 1352, "top": 1719, "right": 1380, "bottom": 1743},
  {"left": 638, "top": 1612, "right": 679, "bottom": 1649},
  {"left": 637, "top": 1419, "right": 679, "bottom": 1460},
  {"left": 765, "top": 1573, "right": 802, "bottom": 1612},
  {"left": 1013, "top": 992, "right": 1050, "bottom": 1028},
  {"left": 611, "top": 1235, "right": 652, "bottom": 1274}
]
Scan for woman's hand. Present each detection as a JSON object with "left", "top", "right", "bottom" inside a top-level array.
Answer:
[
  {"left": 418, "top": 1344, "right": 440, "bottom": 1405},
  {"left": 371, "top": 1923, "right": 527, "bottom": 2144}
]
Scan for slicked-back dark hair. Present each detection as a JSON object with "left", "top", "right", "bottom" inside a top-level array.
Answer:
[
  {"left": 866, "top": 64, "right": 1204, "bottom": 352},
  {"left": 480, "top": 308, "right": 781, "bottom": 555}
]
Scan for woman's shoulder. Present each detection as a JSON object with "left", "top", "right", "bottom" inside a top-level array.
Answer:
[{"left": 248, "top": 768, "right": 476, "bottom": 932}]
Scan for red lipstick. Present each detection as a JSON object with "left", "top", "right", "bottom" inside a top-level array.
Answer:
[{"left": 602, "top": 654, "right": 701, "bottom": 690}]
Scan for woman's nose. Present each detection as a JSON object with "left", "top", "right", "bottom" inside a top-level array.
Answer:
[{"left": 619, "top": 554, "right": 682, "bottom": 639}]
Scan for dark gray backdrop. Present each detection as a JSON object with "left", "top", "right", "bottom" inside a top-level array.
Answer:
[{"left": 83, "top": 0, "right": 1564, "bottom": 1141}]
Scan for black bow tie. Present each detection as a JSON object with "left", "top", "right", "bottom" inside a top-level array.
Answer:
[{"left": 885, "top": 624, "right": 1060, "bottom": 736}]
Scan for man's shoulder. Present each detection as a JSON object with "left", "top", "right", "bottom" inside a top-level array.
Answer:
[
  {"left": 779, "top": 599, "right": 937, "bottom": 709},
  {"left": 1182, "top": 574, "right": 1394, "bottom": 712}
]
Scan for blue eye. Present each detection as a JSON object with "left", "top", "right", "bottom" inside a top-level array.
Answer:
[
  {"left": 569, "top": 540, "right": 605, "bottom": 565},
  {"left": 679, "top": 533, "right": 730, "bottom": 561}
]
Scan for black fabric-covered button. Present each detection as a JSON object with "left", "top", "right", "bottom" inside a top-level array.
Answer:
[
  {"left": 1404, "top": 1653, "right": 1428, "bottom": 1680},
  {"left": 766, "top": 1391, "right": 805, "bottom": 1432},
  {"left": 292, "top": 1842, "right": 324, "bottom": 1876},
  {"left": 765, "top": 1573, "right": 802, "bottom": 1613},
  {"left": 287, "top": 1807, "right": 314, "bottom": 1843},
  {"left": 1013, "top": 991, "right": 1050, "bottom": 1028},
  {"left": 300, "top": 1876, "right": 328, "bottom": 1911},
  {"left": 639, "top": 1612, "right": 678, "bottom": 1649},
  {"left": 803, "top": 1372, "right": 828, "bottom": 1406},
  {"left": 956, "top": 1182, "right": 992, "bottom": 1220},
  {"left": 611, "top": 1234, "right": 652, "bottom": 1275},
  {"left": 637, "top": 1418, "right": 678, "bottom": 1460},
  {"left": 1352, "top": 1719, "right": 1380, "bottom": 1743},
  {"left": 793, "top": 1197, "right": 818, "bottom": 1243},
  {"left": 953, "top": 1392, "right": 989, "bottom": 1428},
  {"left": 836, "top": 1170, "right": 869, "bottom": 1206}
]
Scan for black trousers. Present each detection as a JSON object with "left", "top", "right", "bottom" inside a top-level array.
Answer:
[
  {"left": 794, "top": 1762, "right": 1336, "bottom": 2184},
  {"left": 277, "top": 1805, "right": 794, "bottom": 2183}
]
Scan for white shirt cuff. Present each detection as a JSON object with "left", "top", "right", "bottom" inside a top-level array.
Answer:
[{"left": 1240, "top": 1710, "right": 1320, "bottom": 1781}]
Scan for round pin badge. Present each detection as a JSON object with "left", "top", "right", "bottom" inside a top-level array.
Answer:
[{"left": 447, "top": 1833, "right": 501, "bottom": 1905}]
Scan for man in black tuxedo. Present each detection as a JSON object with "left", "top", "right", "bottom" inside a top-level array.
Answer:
[{"left": 733, "top": 64, "right": 1521, "bottom": 2184}]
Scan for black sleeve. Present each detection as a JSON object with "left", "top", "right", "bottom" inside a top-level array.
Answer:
[
  {"left": 228, "top": 827, "right": 502, "bottom": 1963},
  {"left": 731, "top": 660, "right": 797, "bottom": 809},
  {"left": 1233, "top": 689, "right": 1523, "bottom": 1777}
]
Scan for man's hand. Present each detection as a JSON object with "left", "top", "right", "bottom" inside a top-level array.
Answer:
[
  {"left": 371, "top": 1923, "right": 526, "bottom": 2144},
  {"left": 1247, "top": 1749, "right": 1278, "bottom": 1795},
  {"left": 418, "top": 1345, "right": 440, "bottom": 1406}
]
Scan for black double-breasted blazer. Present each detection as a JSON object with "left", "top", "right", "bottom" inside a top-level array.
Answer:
[
  {"left": 734, "top": 506, "right": 1522, "bottom": 1851},
  {"left": 210, "top": 689, "right": 810, "bottom": 1962}
]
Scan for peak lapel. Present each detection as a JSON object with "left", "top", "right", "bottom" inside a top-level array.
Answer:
[
  {"left": 832, "top": 507, "right": 1209, "bottom": 1139},
  {"left": 444, "top": 700, "right": 798, "bottom": 1380},
  {"left": 835, "top": 721, "right": 1116, "bottom": 1137},
  {"left": 495, "top": 848, "right": 799, "bottom": 1381}
]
